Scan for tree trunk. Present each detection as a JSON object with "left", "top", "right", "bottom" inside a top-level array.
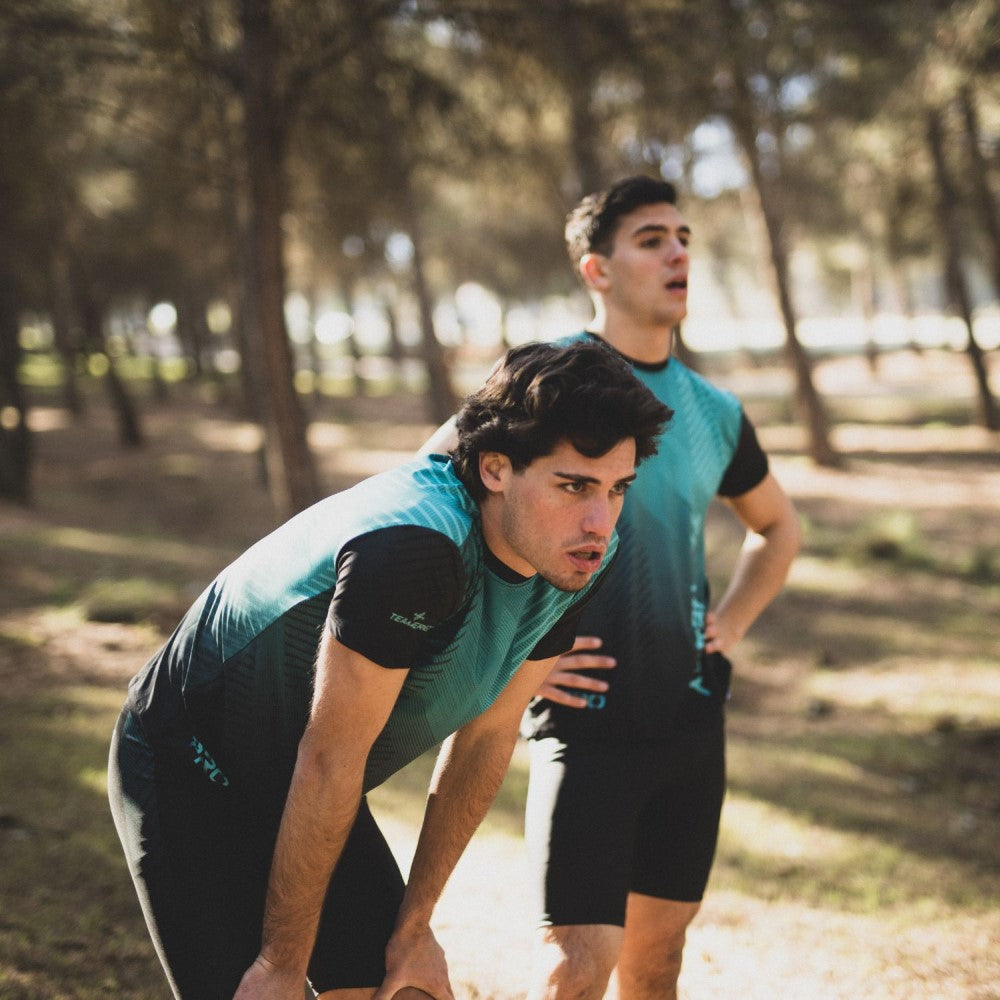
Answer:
[
  {"left": 760, "top": 183, "right": 839, "bottom": 466},
  {"left": 240, "top": 0, "right": 321, "bottom": 516},
  {"left": 728, "top": 118, "right": 839, "bottom": 465},
  {"left": 0, "top": 266, "right": 31, "bottom": 503},
  {"left": 543, "top": 0, "right": 603, "bottom": 199},
  {"left": 380, "top": 288, "right": 405, "bottom": 392},
  {"left": 402, "top": 191, "right": 459, "bottom": 425},
  {"left": 79, "top": 290, "right": 143, "bottom": 448},
  {"left": 337, "top": 275, "right": 366, "bottom": 398},
  {"left": 715, "top": 0, "right": 838, "bottom": 465},
  {"left": 49, "top": 237, "right": 84, "bottom": 416},
  {"left": 959, "top": 84, "right": 1000, "bottom": 302},
  {"left": 926, "top": 107, "right": 998, "bottom": 430},
  {"left": 884, "top": 185, "right": 922, "bottom": 354}
]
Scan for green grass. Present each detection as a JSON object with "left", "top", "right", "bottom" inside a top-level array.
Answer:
[{"left": 0, "top": 685, "right": 171, "bottom": 1000}]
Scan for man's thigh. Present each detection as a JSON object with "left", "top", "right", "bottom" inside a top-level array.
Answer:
[
  {"left": 631, "top": 723, "right": 725, "bottom": 903},
  {"left": 525, "top": 738, "right": 648, "bottom": 927},
  {"left": 110, "top": 713, "right": 404, "bottom": 999},
  {"left": 109, "top": 712, "right": 281, "bottom": 999},
  {"left": 525, "top": 726, "right": 725, "bottom": 926}
]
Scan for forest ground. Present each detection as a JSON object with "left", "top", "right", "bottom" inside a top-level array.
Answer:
[{"left": 0, "top": 348, "right": 997, "bottom": 999}]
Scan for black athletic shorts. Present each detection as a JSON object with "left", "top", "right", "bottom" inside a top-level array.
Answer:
[
  {"left": 525, "top": 721, "right": 725, "bottom": 927},
  {"left": 108, "top": 710, "right": 405, "bottom": 999}
]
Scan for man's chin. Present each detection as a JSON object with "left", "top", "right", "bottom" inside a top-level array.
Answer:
[{"left": 540, "top": 571, "right": 592, "bottom": 593}]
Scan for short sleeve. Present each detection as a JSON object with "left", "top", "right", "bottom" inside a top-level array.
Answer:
[
  {"left": 717, "top": 412, "right": 769, "bottom": 498},
  {"left": 327, "top": 526, "right": 466, "bottom": 668}
]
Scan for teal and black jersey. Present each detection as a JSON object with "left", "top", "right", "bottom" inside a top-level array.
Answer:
[
  {"left": 126, "top": 454, "right": 615, "bottom": 794},
  {"left": 525, "top": 333, "right": 767, "bottom": 743}
]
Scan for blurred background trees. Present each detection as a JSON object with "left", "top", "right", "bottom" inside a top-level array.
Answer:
[{"left": 2, "top": 0, "right": 998, "bottom": 514}]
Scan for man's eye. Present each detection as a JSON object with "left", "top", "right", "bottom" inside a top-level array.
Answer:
[
  {"left": 562, "top": 481, "right": 586, "bottom": 494},
  {"left": 612, "top": 482, "right": 632, "bottom": 496}
]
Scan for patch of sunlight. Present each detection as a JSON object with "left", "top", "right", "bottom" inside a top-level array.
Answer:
[
  {"left": 721, "top": 794, "right": 852, "bottom": 863},
  {"left": 324, "top": 448, "right": 416, "bottom": 478},
  {"left": 35, "top": 605, "right": 163, "bottom": 647},
  {"left": 786, "top": 555, "right": 872, "bottom": 593},
  {"left": 730, "top": 740, "right": 886, "bottom": 789},
  {"left": 307, "top": 422, "right": 355, "bottom": 450},
  {"left": 0, "top": 622, "right": 46, "bottom": 648},
  {"left": 48, "top": 686, "right": 127, "bottom": 739},
  {"left": 773, "top": 452, "right": 1000, "bottom": 510},
  {"left": 191, "top": 418, "right": 263, "bottom": 454},
  {"left": 808, "top": 660, "right": 1000, "bottom": 722},
  {"left": 25, "top": 407, "right": 73, "bottom": 432},
  {"left": 159, "top": 453, "right": 204, "bottom": 477},
  {"left": 79, "top": 766, "right": 108, "bottom": 796},
  {"left": 37, "top": 525, "right": 231, "bottom": 570}
]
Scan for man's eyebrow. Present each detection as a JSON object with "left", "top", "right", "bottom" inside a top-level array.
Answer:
[
  {"left": 630, "top": 222, "right": 692, "bottom": 238},
  {"left": 553, "top": 471, "right": 638, "bottom": 486},
  {"left": 553, "top": 471, "right": 599, "bottom": 484}
]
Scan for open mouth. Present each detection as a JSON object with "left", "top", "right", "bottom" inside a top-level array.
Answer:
[
  {"left": 567, "top": 548, "right": 604, "bottom": 570},
  {"left": 666, "top": 278, "right": 688, "bottom": 291}
]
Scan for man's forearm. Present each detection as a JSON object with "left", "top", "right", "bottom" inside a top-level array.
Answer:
[
  {"left": 258, "top": 738, "right": 365, "bottom": 974},
  {"left": 713, "top": 515, "right": 801, "bottom": 648},
  {"left": 395, "top": 724, "right": 519, "bottom": 931}
]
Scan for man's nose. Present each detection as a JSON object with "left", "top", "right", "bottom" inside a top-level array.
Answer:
[
  {"left": 581, "top": 496, "right": 614, "bottom": 537},
  {"left": 666, "top": 237, "right": 688, "bottom": 264}
]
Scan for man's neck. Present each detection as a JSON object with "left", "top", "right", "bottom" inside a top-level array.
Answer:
[{"left": 587, "top": 314, "right": 673, "bottom": 366}]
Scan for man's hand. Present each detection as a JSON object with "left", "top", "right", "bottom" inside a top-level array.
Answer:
[
  {"left": 536, "top": 636, "right": 615, "bottom": 708},
  {"left": 703, "top": 609, "right": 741, "bottom": 656},
  {"left": 232, "top": 954, "right": 303, "bottom": 1000},
  {"left": 373, "top": 923, "right": 454, "bottom": 1000}
]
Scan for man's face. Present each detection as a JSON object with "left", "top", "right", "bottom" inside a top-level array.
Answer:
[
  {"left": 594, "top": 202, "right": 691, "bottom": 329},
  {"left": 481, "top": 438, "right": 637, "bottom": 592}
]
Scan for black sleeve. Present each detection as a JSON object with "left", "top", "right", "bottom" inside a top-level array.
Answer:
[
  {"left": 717, "top": 412, "right": 770, "bottom": 498},
  {"left": 526, "top": 549, "right": 617, "bottom": 661},
  {"left": 327, "top": 525, "right": 466, "bottom": 668}
]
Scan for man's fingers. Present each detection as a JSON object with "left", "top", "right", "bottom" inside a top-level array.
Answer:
[
  {"left": 548, "top": 670, "right": 609, "bottom": 691},
  {"left": 557, "top": 654, "right": 616, "bottom": 671},
  {"left": 537, "top": 684, "right": 589, "bottom": 708},
  {"left": 568, "top": 635, "right": 604, "bottom": 651}
]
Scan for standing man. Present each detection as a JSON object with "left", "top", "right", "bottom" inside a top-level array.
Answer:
[
  {"left": 522, "top": 176, "right": 802, "bottom": 999},
  {"left": 107, "top": 340, "right": 671, "bottom": 1000}
]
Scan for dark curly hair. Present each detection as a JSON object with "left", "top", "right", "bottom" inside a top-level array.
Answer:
[
  {"left": 565, "top": 175, "right": 678, "bottom": 266},
  {"left": 451, "top": 340, "right": 672, "bottom": 502}
]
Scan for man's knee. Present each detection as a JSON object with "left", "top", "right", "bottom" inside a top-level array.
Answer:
[
  {"left": 529, "top": 924, "right": 622, "bottom": 1000},
  {"left": 614, "top": 896, "right": 701, "bottom": 998}
]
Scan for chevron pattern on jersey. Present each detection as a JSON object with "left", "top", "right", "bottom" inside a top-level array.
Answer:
[
  {"left": 528, "top": 333, "right": 745, "bottom": 742},
  {"left": 128, "top": 453, "right": 615, "bottom": 794}
]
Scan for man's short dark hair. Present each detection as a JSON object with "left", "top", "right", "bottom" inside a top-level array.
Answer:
[
  {"left": 565, "top": 175, "right": 679, "bottom": 265},
  {"left": 452, "top": 340, "right": 672, "bottom": 502}
]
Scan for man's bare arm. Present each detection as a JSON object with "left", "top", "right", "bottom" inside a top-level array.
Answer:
[
  {"left": 374, "top": 655, "right": 560, "bottom": 999},
  {"left": 418, "top": 418, "right": 458, "bottom": 456},
  {"left": 535, "top": 475, "right": 800, "bottom": 709},
  {"left": 233, "top": 628, "right": 408, "bottom": 1000},
  {"left": 707, "top": 472, "right": 801, "bottom": 653}
]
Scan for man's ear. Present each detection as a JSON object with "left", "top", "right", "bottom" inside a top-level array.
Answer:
[
  {"left": 580, "top": 252, "right": 610, "bottom": 292},
  {"left": 478, "top": 452, "right": 512, "bottom": 495}
]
